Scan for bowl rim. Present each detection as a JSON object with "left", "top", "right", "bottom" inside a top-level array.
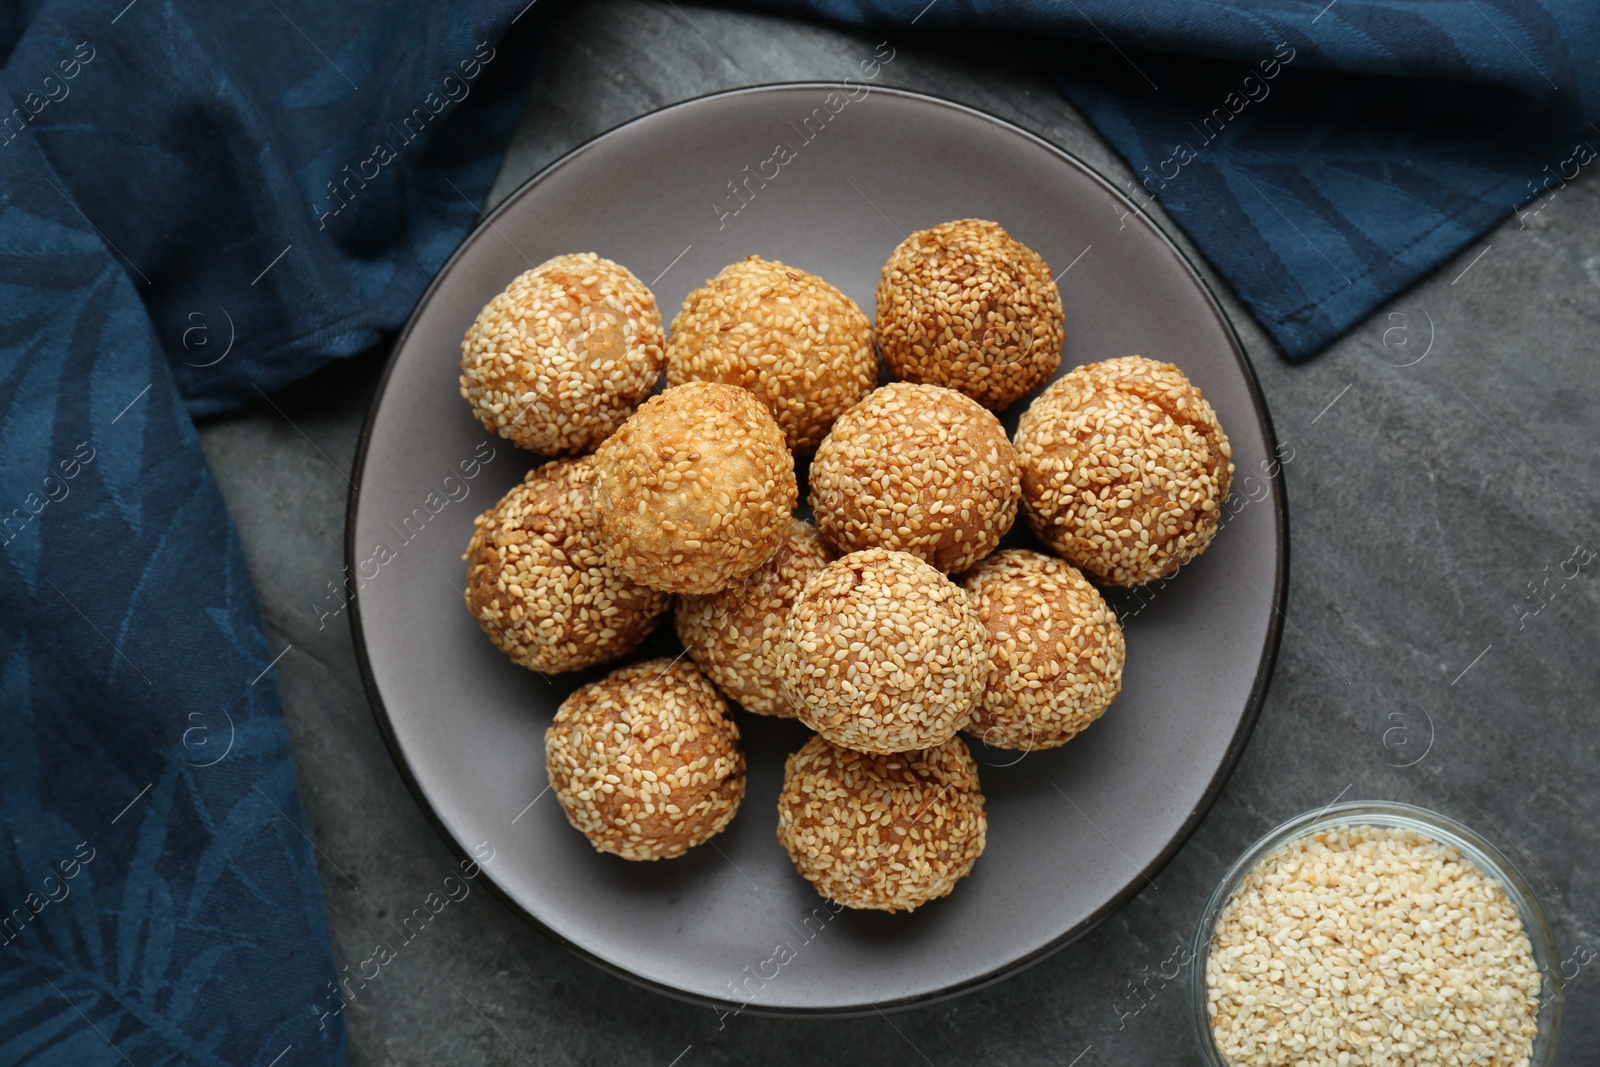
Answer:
[
  {"left": 1189, "top": 798, "right": 1564, "bottom": 1065},
  {"left": 345, "top": 80, "right": 1290, "bottom": 1018}
]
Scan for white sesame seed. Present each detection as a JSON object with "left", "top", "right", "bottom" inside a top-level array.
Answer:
[
  {"left": 1206, "top": 825, "right": 1542, "bottom": 1067},
  {"left": 875, "top": 219, "right": 1064, "bottom": 412},
  {"left": 810, "top": 383, "right": 1020, "bottom": 574},
  {"left": 459, "top": 253, "right": 664, "bottom": 456},
  {"left": 546, "top": 658, "right": 745, "bottom": 861},
  {"left": 777, "top": 548, "right": 989, "bottom": 754},
  {"left": 666, "top": 256, "right": 876, "bottom": 455},
  {"left": 1015, "top": 355, "right": 1233, "bottom": 587},
  {"left": 463, "top": 456, "right": 669, "bottom": 673},
  {"left": 775, "top": 733, "right": 986, "bottom": 912},
  {"left": 592, "top": 382, "right": 798, "bottom": 595}
]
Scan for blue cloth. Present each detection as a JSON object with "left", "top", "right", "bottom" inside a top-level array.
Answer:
[
  {"left": 1, "top": 0, "right": 1593, "bottom": 1063},
  {"left": 1, "top": 2, "right": 531, "bottom": 1063},
  {"left": 752, "top": 0, "right": 1600, "bottom": 358}
]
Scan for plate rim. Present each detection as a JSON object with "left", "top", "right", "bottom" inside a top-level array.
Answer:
[{"left": 344, "top": 81, "right": 1289, "bottom": 1019}]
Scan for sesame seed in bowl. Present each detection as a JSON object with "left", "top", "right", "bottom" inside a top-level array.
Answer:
[{"left": 1191, "top": 801, "right": 1562, "bottom": 1067}]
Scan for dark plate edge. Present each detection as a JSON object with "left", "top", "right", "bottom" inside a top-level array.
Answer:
[{"left": 344, "top": 81, "right": 1290, "bottom": 1020}]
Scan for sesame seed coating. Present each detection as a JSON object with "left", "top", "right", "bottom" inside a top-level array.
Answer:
[
  {"left": 1014, "top": 355, "right": 1234, "bottom": 586},
  {"left": 875, "top": 218, "right": 1064, "bottom": 412},
  {"left": 592, "top": 381, "right": 799, "bottom": 595},
  {"left": 777, "top": 548, "right": 989, "bottom": 754},
  {"left": 775, "top": 734, "right": 986, "bottom": 912},
  {"left": 666, "top": 256, "right": 877, "bottom": 455},
  {"left": 809, "top": 383, "right": 1020, "bottom": 573},
  {"left": 545, "top": 658, "right": 746, "bottom": 861},
  {"left": 1207, "top": 825, "right": 1541, "bottom": 1067},
  {"left": 958, "top": 550, "right": 1124, "bottom": 750},
  {"left": 674, "top": 518, "right": 834, "bottom": 718},
  {"left": 459, "top": 253, "right": 665, "bottom": 456},
  {"left": 463, "top": 457, "right": 670, "bottom": 674}
]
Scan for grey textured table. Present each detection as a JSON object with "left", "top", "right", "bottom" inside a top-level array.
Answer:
[{"left": 196, "top": 2, "right": 1600, "bottom": 1063}]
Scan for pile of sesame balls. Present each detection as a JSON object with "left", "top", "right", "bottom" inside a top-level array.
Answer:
[{"left": 457, "top": 223, "right": 1233, "bottom": 912}]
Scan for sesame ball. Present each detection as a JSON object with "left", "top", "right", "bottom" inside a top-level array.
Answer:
[
  {"left": 809, "top": 383, "right": 1020, "bottom": 573},
  {"left": 775, "top": 735, "right": 986, "bottom": 912},
  {"left": 959, "top": 550, "right": 1125, "bottom": 750},
  {"left": 777, "top": 548, "right": 989, "bottom": 754},
  {"left": 666, "top": 256, "right": 877, "bottom": 454},
  {"left": 545, "top": 658, "right": 746, "bottom": 861},
  {"left": 593, "top": 381, "right": 798, "bottom": 595},
  {"left": 875, "top": 219, "right": 1064, "bottom": 411},
  {"left": 674, "top": 518, "right": 834, "bottom": 718},
  {"left": 463, "top": 457, "right": 670, "bottom": 674},
  {"left": 459, "top": 253, "right": 664, "bottom": 456},
  {"left": 1015, "top": 355, "right": 1234, "bottom": 586}
]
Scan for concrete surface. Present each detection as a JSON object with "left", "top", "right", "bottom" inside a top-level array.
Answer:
[{"left": 195, "top": 1, "right": 1600, "bottom": 1063}]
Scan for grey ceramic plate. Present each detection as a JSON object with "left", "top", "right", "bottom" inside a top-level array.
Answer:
[{"left": 349, "top": 84, "right": 1286, "bottom": 1016}]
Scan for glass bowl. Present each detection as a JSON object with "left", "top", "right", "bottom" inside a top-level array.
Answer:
[{"left": 1189, "top": 800, "right": 1562, "bottom": 1066}]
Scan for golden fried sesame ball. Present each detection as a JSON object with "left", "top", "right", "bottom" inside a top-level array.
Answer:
[
  {"left": 875, "top": 219, "right": 1064, "bottom": 411},
  {"left": 809, "top": 383, "right": 1020, "bottom": 573},
  {"left": 959, "top": 550, "right": 1125, "bottom": 750},
  {"left": 666, "top": 256, "right": 877, "bottom": 454},
  {"left": 778, "top": 548, "right": 988, "bottom": 754},
  {"left": 1015, "top": 356, "right": 1233, "bottom": 586},
  {"left": 459, "top": 253, "right": 664, "bottom": 456},
  {"left": 463, "top": 458, "right": 670, "bottom": 673},
  {"left": 674, "top": 518, "right": 834, "bottom": 717},
  {"left": 593, "top": 381, "right": 798, "bottom": 595},
  {"left": 545, "top": 658, "right": 745, "bottom": 861},
  {"left": 776, "top": 735, "right": 986, "bottom": 912}
]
